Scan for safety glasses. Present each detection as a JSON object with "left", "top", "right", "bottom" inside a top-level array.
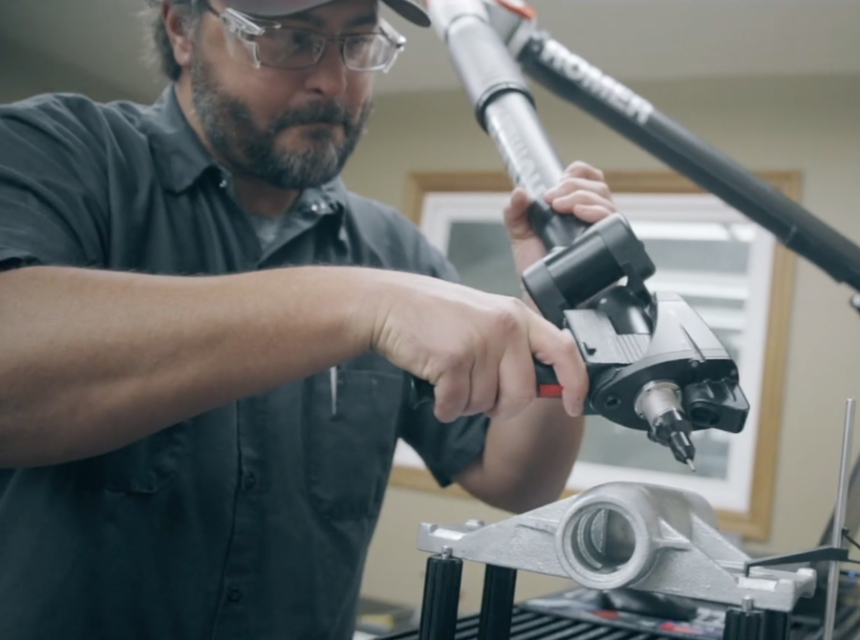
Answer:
[{"left": 202, "top": 0, "right": 407, "bottom": 73}]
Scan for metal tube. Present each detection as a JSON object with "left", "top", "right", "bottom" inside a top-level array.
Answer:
[
  {"left": 823, "top": 398, "right": 856, "bottom": 640},
  {"left": 477, "top": 565, "right": 517, "bottom": 640}
]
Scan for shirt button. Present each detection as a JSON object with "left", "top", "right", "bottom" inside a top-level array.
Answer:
[
  {"left": 228, "top": 588, "right": 243, "bottom": 603},
  {"left": 243, "top": 472, "right": 257, "bottom": 490},
  {"left": 219, "top": 178, "right": 228, "bottom": 189}
]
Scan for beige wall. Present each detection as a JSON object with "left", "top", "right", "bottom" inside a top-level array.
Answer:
[
  {"left": 0, "top": 39, "right": 140, "bottom": 105},
  {"left": 4, "top": 35, "right": 860, "bottom": 615},
  {"left": 345, "top": 76, "right": 860, "bottom": 612}
]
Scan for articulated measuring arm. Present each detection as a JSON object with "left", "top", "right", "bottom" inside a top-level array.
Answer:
[
  {"left": 416, "top": 0, "right": 860, "bottom": 469},
  {"left": 419, "top": 0, "right": 761, "bottom": 469},
  {"left": 410, "top": 7, "right": 860, "bottom": 639}
]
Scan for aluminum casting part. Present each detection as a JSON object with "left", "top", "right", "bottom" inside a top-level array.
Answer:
[
  {"left": 634, "top": 380, "right": 682, "bottom": 425},
  {"left": 417, "top": 482, "right": 817, "bottom": 612},
  {"left": 554, "top": 488, "right": 660, "bottom": 590}
]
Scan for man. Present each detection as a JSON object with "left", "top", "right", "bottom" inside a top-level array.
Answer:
[{"left": 0, "top": 0, "right": 618, "bottom": 638}]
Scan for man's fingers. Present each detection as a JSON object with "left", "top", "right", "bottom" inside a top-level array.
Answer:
[
  {"left": 545, "top": 177, "right": 613, "bottom": 203},
  {"left": 432, "top": 365, "right": 473, "bottom": 423},
  {"left": 570, "top": 205, "right": 613, "bottom": 224},
  {"left": 556, "top": 338, "right": 588, "bottom": 417},
  {"left": 489, "top": 330, "right": 536, "bottom": 421},
  {"left": 549, "top": 191, "right": 616, "bottom": 217},
  {"left": 526, "top": 315, "right": 588, "bottom": 416},
  {"left": 467, "top": 342, "right": 502, "bottom": 417},
  {"left": 562, "top": 160, "right": 605, "bottom": 183}
]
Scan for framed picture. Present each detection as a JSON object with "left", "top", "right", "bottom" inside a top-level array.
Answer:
[{"left": 390, "top": 170, "right": 799, "bottom": 541}]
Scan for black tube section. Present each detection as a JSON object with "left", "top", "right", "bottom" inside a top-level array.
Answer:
[
  {"left": 477, "top": 565, "right": 517, "bottom": 640},
  {"left": 417, "top": 553, "right": 463, "bottom": 640}
]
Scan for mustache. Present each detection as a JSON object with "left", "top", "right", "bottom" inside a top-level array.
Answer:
[{"left": 268, "top": 102, "right": 354, "bottom": 134}]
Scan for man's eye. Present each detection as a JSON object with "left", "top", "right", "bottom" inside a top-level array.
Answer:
[
  {"left": 345, "top": 35, "right": 378, "bottom": 55},
  {"left": 267, "top": 29, "right": 321, "bottom": 56},
  {"left": 277, "top": 30, "right": 318, "bottom": 54},
  {"left": 349, "top": 35, "right": 375, "bottom": 48}
]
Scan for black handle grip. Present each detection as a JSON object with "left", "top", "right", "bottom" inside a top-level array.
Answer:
[
  {"left": 409, "top": 360, "right": 562, "bottom": 409},
  {"left": 527, "top": 197, "right": 589, "bottom": 250}
]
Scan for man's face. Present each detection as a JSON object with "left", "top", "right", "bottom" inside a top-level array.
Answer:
[{"left": 189, "top": 0, "right": 378, "bottom": 190}]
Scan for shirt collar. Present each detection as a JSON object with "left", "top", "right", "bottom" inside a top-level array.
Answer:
[
  {"left": 143, "top": 85, "right": 216, "bottom": 194},
  {"left": 290, "top": 178, "right": 350, "bottom": 246},
  {"left": 294, "top": 178, "right": 348, "bottom": 217}
]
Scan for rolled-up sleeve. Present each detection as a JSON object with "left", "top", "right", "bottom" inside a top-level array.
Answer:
[{"left": 0, "top": 95, "right": 109, "bottom": 271}]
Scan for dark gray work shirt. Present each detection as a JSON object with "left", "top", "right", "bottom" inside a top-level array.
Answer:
[{"left": 0, "top": 86, "right": 489, "bottom": 640}]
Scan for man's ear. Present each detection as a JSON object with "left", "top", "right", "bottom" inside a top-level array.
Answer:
[{"left": 162, "top": 2, "right": 196, "bottom": 69}]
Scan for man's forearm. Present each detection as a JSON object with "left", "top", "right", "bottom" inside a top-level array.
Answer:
[
  {"left": 0, "top": 265, "right": 376, "bottom": 467},
  {"left": 455, "top": 401, "right": 585, "bottom": 513}
]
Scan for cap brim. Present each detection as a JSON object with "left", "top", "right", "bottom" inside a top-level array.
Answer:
[
  {"left": 227, "top": 0, "right": 430, "bottom": 27},
  {"left": 381, "top": 0, "right": 430, "bottom": 27}
]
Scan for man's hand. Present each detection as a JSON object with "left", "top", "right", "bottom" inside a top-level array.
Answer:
[
  {"left": 505, "top": 161, "right": 617, "bottom": 279},
  {"left": 368, "top": 272, "right": 587, "bottom": 424}
]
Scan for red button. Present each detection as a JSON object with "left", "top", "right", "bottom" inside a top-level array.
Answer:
[{"left": 538, "top": 384, "right": 564, "bottom": 398}]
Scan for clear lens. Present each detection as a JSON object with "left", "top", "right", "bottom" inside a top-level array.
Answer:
[
  {"left": 216, "top": 7, "right": 405, "bottom": 72},
  {"left": 249, "top": 30, "right": 400, "bottom": 71},
  {"left": 260, "top": 29, "right": 327, "bottom": 69},
  {"left": 342, "top": 34, "right": 395, "bottom": 71}
]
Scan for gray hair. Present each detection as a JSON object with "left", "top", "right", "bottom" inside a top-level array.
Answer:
[{"left": 143, "top": 0, "right": 204, "bottom": 82}]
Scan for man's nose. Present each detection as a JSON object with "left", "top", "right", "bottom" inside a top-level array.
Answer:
[{"left": 303, "top": 43, "right": 349, "bottom": 98}]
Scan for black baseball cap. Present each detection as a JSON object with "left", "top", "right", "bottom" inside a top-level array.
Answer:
[{"left": 187, "top": 0, "right": 430, "bottom": 27}]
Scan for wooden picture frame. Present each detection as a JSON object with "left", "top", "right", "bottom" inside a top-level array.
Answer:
[{"left": 390, "top": 170, "right": 800, "bottom": 542}]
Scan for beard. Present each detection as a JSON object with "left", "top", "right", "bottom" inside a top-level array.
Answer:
[{"left": 190, "top": 53, "right": 372, "bottom": 191}]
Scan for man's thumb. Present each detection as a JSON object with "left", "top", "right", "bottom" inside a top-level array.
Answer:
[{"left": 503, "top": 187, "right": 534, "bottom": 240}]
